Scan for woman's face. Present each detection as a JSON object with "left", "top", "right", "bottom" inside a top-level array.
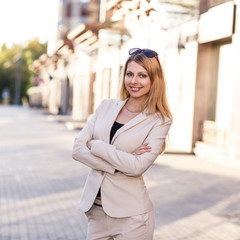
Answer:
[{"left": 124, "top": 61, "right": 151, "bottom": 100}]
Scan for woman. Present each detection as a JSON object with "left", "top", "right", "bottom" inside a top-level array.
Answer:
[{"left": 72, "top": 48, "right": 172, "bottom": 240}]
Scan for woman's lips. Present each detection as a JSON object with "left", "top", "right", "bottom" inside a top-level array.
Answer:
[{"left": 130, "top": 87, "right": 142, "bottom": 92}]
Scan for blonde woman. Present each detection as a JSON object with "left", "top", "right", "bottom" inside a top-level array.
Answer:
[{"left": 72, "top": 48, "right": 172, "bottom": 240}]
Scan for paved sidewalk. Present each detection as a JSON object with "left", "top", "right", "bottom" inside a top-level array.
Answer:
[{"left": 1, "top": 106, "right": 240, "bottom": 240}]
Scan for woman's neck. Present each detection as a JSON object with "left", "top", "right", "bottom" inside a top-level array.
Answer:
[{"left": 125, "top": 97, "right": 145, "bottom": 113}]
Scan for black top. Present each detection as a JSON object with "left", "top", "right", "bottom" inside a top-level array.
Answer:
[
  {"left": 110, "top": 121, "right": 124, "bottom": 143},
  {"left": 97, "top": 121, "right": 124, "bottom": 198}
]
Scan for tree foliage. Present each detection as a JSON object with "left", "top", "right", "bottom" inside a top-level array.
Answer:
[{"left": 0, "top": 39, "right": 47, "bottom": 104}]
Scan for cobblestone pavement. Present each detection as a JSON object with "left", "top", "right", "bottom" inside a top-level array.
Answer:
[{"left": 1, "top": 105, "right": 240, "bottom": 240}]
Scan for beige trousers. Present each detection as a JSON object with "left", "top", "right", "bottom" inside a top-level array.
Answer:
[{"left": 85, "top": 204, "right": 155, "bottom": 240}]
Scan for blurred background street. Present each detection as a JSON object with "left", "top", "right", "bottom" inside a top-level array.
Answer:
[{"left": 1, "top": 105, "right": 240, "bottom": 240}]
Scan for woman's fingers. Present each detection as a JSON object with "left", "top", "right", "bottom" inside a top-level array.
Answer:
[
  {"left": 139, "top": 146, "right": 151, "bottom": 150},
  {"left": 134, "top": 149, "right": 151, "bottom": 155},
  {"left": 132, "top": 143, "right": 152, "bottom": 155}
]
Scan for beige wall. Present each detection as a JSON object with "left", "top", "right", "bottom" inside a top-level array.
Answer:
[
  {"left": 229, "top": 0, "right": 240, "bottom": 159},
  {"left": 162, "top": 20, "right": 198, "bottom": 152},
  {"left": 194, "top": 1, "right": 240, "bottom": 162},
  {"left": 72, "top": 52, "right": 91, "bottom": 121},
  {"left": 165, "top": 41, "right": 198, "bottom": 152},
  {"left": 94, "top": 46, "right": 121, "bottom": 109},
  {"left": 192, "top": 43, "right": 213, "bottom": 145}
]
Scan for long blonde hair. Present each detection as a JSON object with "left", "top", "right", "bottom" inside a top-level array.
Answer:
[{"left": 120, "top": 52, "right": 172, "bottom": 153}]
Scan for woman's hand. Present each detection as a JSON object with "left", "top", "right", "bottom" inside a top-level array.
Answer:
[
  {"left": 87, "top": 139, "right": 95, "bottom": 149},
  {"left": 131, "top": 142, "right": 151, "bottom": 155}
]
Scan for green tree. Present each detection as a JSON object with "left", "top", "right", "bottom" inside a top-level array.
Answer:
[{"left": 0, "top": 39, "right": 47, "bottom": 104}]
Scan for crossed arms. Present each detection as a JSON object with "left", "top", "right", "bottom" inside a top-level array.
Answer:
[{"left": 72, "top": 104, "right": 171, "bottom": 177}]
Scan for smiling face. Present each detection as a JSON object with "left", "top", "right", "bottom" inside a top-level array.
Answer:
[{"left": 124, "top": 61, "right": 151, "bottom": 101}]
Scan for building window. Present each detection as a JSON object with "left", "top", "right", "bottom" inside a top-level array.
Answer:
[
  {"left": 66, "top": 3, "right": 72, "bottom": 17},
  {"left": 80, "top": 3, "right": 89, "bottom": 17}
]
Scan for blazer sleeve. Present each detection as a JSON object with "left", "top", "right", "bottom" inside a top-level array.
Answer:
[
  {"left": 90, "top": 118, "right": 172, "bottom": 177},
  {"left": 72, "top": 100, "right": 115, "bottom": 175}
]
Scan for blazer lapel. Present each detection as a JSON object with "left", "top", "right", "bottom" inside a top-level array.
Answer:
[
  {"left": 111, "top": 111, "right": 148, "bottom": 144},
  {"left": 104, "top": 99, "right": 128, "bottom": 143}
]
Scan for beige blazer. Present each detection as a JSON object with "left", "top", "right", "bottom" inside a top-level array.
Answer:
[{"left": 72, "top": 99, "right": 171, "bottom": 218}]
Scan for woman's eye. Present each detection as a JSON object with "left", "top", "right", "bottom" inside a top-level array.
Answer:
[
  {"left": 126, "top": 72, "right": 133, "bottom": 77},
  {"left": 140, "top": 74, "right": 147, "bottom": 78}
]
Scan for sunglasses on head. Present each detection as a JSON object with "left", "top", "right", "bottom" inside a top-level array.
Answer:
[{"left": 129, "top": 48, "right": 159, "bottom": 63}]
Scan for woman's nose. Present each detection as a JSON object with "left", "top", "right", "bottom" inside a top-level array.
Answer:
[{"left": 130, "top": 75, "right": 138, "bottom": 83}]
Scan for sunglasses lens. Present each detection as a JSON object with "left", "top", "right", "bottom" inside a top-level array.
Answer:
[
  {"left": 142, "top": 50, "right": 157, "bottom": 58},
  {"left": 129, "top": 48, "right": 141, "bottom": 55}
]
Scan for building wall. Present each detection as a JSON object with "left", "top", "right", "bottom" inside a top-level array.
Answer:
[
  {"left": 166, "top": 41, "right": 198, "bottom": 152},
  {"left": 194, "top": 0, "right": 240, "bottom": 163},
  {"left": 93, "top": 46, "right": 121, "bottom": 109},
  {"left": 229, "top": 0, "right": 240, "bottom": 159},
  {"left": 71, "top": 51, "right": 92, "bottom": 121},
  {"left": 192, "top": 43, "right": 213, "bottom": 145}
]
